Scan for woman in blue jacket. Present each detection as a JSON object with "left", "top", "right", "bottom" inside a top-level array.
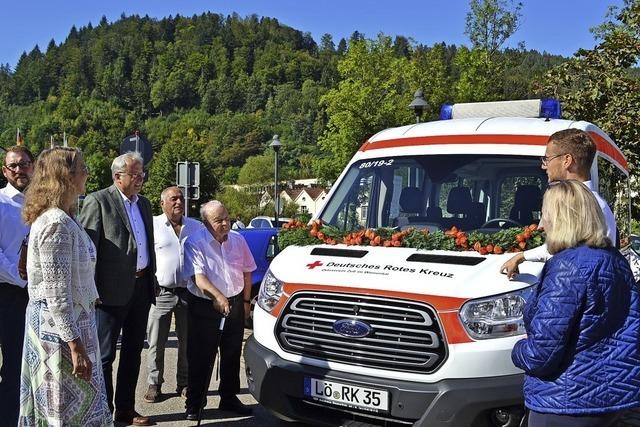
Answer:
[{"left": 512, "top": 179, "right": 640, "bottom": 427}]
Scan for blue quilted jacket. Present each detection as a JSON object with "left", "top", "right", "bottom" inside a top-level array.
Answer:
[{"left": 511, "top": 245, "right": 640, "bottom": 415}]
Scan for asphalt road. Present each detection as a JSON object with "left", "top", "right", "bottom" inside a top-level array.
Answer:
[{"left": 113, "top": 328, "right": 308, "bottom": 427}]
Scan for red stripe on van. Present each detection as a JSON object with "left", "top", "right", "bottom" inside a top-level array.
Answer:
[
  {"left": 360, "top": 133, "right": 628, "bottom": 172},
  {"left": 588, "top": 131, "right": 628, "bottom": 171},
  {"left": 269, "top": 283, "right": 474, "bottom": 344},
  {"left": 360, "top": 134, "right": 548, "bottom": 151}
]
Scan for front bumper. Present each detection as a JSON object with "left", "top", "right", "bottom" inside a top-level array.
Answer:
[{"left": 244, "top": 335, "right": 524, "bottom": 426}]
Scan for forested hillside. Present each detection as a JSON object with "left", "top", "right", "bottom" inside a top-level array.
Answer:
[{"left": 0, "top": 5, "right": 637, "bottom": 220}]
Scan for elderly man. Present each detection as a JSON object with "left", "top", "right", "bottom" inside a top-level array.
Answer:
[
  {"left": 500, "top": 128, "right": 617, "bottom": 278},
  {"left": 0, "top": 146, "right": 34, "bottom": 425},
  {"left": 184, "top": 201, "right": 256, "bottom": 421},
  {"left": 144, "top": 186, "right": 203, "bottom": 403},
  {"left": 80, "top": 151, "right": 156, "bottom": 426}
]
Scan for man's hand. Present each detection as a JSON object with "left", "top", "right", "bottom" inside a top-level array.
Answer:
[
  {"left": 500, "top": 252, "right": 525, "bottom": 280},
  {"left": 213, "top": 294, "right": 230, "bottom": 316}
]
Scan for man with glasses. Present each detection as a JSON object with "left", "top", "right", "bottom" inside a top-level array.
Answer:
[
  {"left": 501, "top": 129, "right": 617, "bottom": 278},
  {"left": 80, "top": 151, "right": 157, "bottom": 426},
  {"left": 0, "top": 145, "right": 34, "bottom": 425}
]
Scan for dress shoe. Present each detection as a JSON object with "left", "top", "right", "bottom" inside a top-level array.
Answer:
[
  {"left": 219, "top": 396, "right": 252, "bottom": 415},
  {"left": 113, "top": 409, "right": 152, "bottom": 426},
  {"left": 185, "top": 411, "right": 198, "bottom": 421},
  {"left": 143, "top": 384, "right": 161, "bottom": 403}
]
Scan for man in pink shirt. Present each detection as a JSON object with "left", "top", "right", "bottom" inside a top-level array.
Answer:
[{"left": 183, "top": 200, "right": 256, "bottom": 420}]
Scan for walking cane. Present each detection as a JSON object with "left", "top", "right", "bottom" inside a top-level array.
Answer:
[{"left": 196, "top": 308, "right": 228, "bottom": 426}]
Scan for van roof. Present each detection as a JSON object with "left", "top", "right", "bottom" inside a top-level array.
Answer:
[{"left": 359, "top": 117, "right": 627, "bottom": 172}]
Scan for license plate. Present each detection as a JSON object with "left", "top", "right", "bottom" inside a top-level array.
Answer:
[{"left": 303, "top": 377, "right": 389, "bottom": 413}]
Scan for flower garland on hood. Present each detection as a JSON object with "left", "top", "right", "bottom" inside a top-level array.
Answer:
[{"left": 279, "top": 219, "right": 544, "bottom": 255}]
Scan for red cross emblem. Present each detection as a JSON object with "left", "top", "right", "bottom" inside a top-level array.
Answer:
[{"left": 306, "top": 260, "right": 323, "bottom": 269}]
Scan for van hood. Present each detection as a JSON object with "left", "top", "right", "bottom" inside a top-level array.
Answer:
[{"left": 270, "top": 244, "right": 542, "bottom": 300}]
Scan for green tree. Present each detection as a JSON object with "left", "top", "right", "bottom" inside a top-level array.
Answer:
[
  {"left": 238, "top": 154, "right": 276, "bottom": 185},
  {"left": 538, "top": 0, "right": 640, "bottom": 217},
  {"left": 315, "top": 35, "right": 415, "bottom": 179},
  {"left": 465, "top": 0, "right": 523, "bottom": 59}
]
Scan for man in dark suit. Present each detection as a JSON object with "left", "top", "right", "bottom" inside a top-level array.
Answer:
[{"left": 80, "top": 151, "right": 156, "bottom": 426}]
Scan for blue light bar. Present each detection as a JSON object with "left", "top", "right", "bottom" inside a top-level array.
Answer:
[
  {"left": 439, "top": 104, "right": 453, "bottom": 120},
  {"left": 540, "top": 98, "right": 562, "bottom": 119}
]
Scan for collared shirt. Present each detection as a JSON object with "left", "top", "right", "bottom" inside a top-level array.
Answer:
[
  {"left": 524, "top": 180, "right": 618, "bottom": 262},
  {"left": 185, "top": 228, "right": 256, "bottom": 299},
  {"left": 153, "top": 214, "right": 204, "bottom": 288},
  {"left": 0, "top": 182, "right": 25, "bottom": 204},
  {"left": 0, "top": 184, "right": 29, "bottom": 287},
  {"left": 117, "top": 189, "right": 149, "bottom": 271}
]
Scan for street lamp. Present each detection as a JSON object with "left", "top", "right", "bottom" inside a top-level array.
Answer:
[
  {"left": 269, "top": 135, "right": 282, "bottom": 227},
  {"left": 408, "top": 89, "right": 429, "bottom": 123}
]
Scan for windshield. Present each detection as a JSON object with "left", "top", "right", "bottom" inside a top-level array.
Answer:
[{"left": 319, "top": 154, "right": 547, "bottom": 232}]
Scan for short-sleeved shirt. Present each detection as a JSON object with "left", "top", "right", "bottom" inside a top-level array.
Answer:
[
  {"left": 153, "top": 214, "right": 204, "bottom": 288},
  {"left": 185, "top": 228, "right": 256, "bottom": 299}
]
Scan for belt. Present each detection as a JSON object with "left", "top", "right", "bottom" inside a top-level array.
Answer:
[{"left": 135, "top": 268, "right": 148, "bottom": 278}]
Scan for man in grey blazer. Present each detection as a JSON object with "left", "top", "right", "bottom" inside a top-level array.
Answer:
[{"left": 80, "top": 151, "right": 157, "bottom": 426}]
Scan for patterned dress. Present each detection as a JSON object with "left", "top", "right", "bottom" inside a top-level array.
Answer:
[{"left": 19, "top": 208, "right": 112, "bottom": 426}]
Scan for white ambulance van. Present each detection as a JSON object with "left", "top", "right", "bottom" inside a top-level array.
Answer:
[{"left": 244, "top": 99, "right": 633, "bottom": 427}]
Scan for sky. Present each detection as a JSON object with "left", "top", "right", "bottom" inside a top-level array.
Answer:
[{"left": 0, "top": 0, "right": 625, "bottom": 69}]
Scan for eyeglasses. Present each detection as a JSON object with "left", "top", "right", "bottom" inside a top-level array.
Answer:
[
  {"left": 119, "top": 171, "right": 146, "bottom": 180},
  {"left": 3, "top": 160, "right": 32, "bottom": 171},
  {"left": 540, "top": 153, "right": 568, "bottom": 165}
]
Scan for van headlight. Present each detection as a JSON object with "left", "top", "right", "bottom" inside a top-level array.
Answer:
[
  {"left": 459, "top": 286, "right": 534, "bottom": 339},
  {"left": 257, "top": 269, "right": 284, "bottom": 312}
]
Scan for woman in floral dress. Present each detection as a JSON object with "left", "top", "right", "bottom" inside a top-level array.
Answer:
[{"left": 19, "top": 147, "right": 112, "bottom": 426}]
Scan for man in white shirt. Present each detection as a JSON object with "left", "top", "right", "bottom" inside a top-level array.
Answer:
[
  {"left": 183, "top": 201, "right": 256, "bottom": 421},
  {"left": 0, "top": 145, "right": 34, "bottom": 425},
  {"left": 143, "top": 187, "right": 203, "bottom": 403},
  {"left": 501, "top": 129, "right": 617, "bottom": 278}
]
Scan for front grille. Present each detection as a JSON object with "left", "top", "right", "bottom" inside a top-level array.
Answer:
[{"left": 275, "top": 292, "right": 447, "bottom": 374}]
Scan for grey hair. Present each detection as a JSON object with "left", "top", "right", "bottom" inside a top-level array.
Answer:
[
  {"left": 200, "top": 200, "right": 225, "bottom": 221},
  {"left": 160, "top": 186, "right": 182, "bottom": 202},
  {"left": 111, "top": 151, "right": 143, "bottom": 178}
]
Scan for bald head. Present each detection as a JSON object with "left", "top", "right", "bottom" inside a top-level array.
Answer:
[{"left": 201, "top": 200, "right": 230, "bottom": 242}]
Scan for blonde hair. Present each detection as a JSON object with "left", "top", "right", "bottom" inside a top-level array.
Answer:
[
  {"left": 22, "top": 147, "right": 84, "bottom": 225},
  {"left": 542, "top": 179, "right": 610, "bottom": 254}
]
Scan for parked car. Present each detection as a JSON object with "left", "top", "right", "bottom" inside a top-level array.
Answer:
[
  {"left": 247, "top": 216, "right": 292, "bottom": 229},
  {"left": 236, "top": 227, "right": 278, "bottom": 326}
]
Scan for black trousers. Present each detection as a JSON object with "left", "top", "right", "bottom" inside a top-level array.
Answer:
[
  {"left": 95, "top": 275, "right": 151, "bottom": 412},
  {"left": 0, "top": 284, "right": 28, "bottom": 427},
  {"left": 186, "top": 292, "right": 245, "bottom": 413}
]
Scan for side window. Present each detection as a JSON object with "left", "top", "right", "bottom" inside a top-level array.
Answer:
[{"left": 598, "top": 157, "right": 630, "bottom": 241}]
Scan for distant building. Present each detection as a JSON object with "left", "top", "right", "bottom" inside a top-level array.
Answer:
[
  {"left": 280, "top": 187, "right": 329, "bottom": 216},
  {"left": 227, "top": 179, "right": 330, "bottom": 217}
]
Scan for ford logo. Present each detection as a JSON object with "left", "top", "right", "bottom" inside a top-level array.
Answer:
[{"left": 333, "top": 319, "right": 372, "bottom": 338}]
